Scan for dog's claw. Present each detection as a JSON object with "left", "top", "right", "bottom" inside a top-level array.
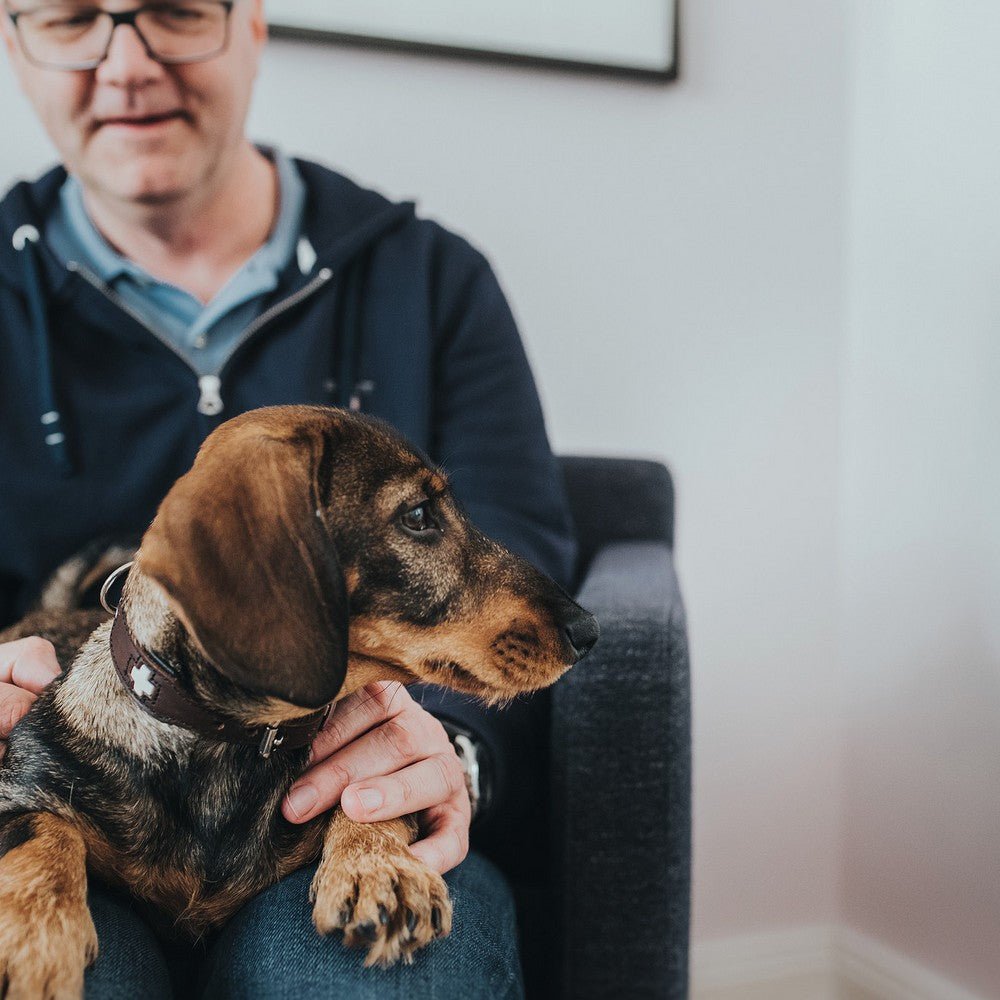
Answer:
[
  {"left": 355, "top": 920, "right": 379, "bottom": 943},
  {"left": 311, "top": 834, "right": 453, "bottom": 966}
]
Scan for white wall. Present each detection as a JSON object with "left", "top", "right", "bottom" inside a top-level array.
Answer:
[
  {"left": 841, "top": 4, "right": 1000, "bottom": 996},
  {"left": 6, "top": 2, "right": 995, "bottom": 996}
]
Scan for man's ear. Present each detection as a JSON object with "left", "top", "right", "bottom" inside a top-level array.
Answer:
[
  {"left": 249, "top": 0, "right": 268, "bottom": 48},
  {"left": 139, "top": 422, "right": 347, "bottom": 708},
  {"left": 1, "top": 13, "right": 19, "bottom": 59}
]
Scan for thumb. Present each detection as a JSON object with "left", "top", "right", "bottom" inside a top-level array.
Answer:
[{"left": 0, "top": 683, "right": 36, "bottom": 739}]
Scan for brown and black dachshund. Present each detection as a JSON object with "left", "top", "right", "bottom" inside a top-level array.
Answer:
[{"left": 0, "top": 405, "right": 598, "bottom": 998}]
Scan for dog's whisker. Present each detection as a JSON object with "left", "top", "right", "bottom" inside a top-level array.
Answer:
[
  {"left": 350, "top": 685, "right": 391, "bottom": 716},
  {"left": 349, "top": 690, "right": 377, "bottom": 713},
  {"left": 384, "top": 684, "right": 407, "bottom": 716}
]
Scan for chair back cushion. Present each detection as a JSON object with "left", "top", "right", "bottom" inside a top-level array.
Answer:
[{"left": 559, "top": 457, "right": 674, "bottom": 585}]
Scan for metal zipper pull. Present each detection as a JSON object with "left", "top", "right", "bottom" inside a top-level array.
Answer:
[{"left": 197, "top": 375, "right": 224, "bottom": 416}]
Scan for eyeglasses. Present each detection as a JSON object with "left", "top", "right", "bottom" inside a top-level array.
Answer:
[{"left": 5, "top": 1, "right": 235, "bottom": 70}]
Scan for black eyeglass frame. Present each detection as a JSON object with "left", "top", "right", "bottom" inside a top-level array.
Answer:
[{"left": 5, "top": 0, "right": 235, "bottom": 70}]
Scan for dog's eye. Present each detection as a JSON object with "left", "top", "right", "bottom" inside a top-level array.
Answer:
[{"left": 400, "top": 503, "right": 438, "bottom": 536}]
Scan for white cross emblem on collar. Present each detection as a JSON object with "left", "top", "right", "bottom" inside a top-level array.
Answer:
[{"left": 130, "top": 663, "right": 157, "bottom": 700}]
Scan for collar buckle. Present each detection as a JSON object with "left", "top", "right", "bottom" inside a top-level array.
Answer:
[{"left": 259, "top": 725, "right": 284, "bottom": 759}]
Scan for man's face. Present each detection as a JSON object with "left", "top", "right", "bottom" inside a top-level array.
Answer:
[{"left": 0, "top": 0, "right": 267, "bottom": 207}]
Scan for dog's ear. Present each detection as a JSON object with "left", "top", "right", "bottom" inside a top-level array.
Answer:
[{"left": 138, "top": 421, "right": 347, "bottom": 708}]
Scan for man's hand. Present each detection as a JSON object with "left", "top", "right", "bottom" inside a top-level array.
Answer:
[
  {"left": 282, "top": 681, "right": 471, "bottom": 875},
  {"left": 0, "top": 637, "right": 62, "bottom": 757}
]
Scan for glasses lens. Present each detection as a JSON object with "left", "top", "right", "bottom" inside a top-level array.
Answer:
[
  {"left": 136, "top": 1, "right": 228, "bottom": 62},
  {"left": 15, "top": 2, "right": 229, "bottom": 69},
  {"left": 17, "top": 5, "right": 110, "bottom": 68}
]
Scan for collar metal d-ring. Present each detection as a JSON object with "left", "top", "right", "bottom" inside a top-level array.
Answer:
[{"left": 100, "top": 561, "right": 135, "bottom": 614}]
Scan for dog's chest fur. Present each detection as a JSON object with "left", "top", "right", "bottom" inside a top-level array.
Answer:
[{"left": 0, "top": 625, "right": 326, "bottom": 937}]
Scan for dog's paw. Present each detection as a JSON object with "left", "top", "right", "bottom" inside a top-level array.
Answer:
[
  {"left": 310, "top": 848, "right": 452, "bottom": 967},
  {"left": 0, "top": 900, "right": 98, "bottom": 1000}
]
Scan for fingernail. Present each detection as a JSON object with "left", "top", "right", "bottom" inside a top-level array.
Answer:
[
  {"left": 285, "top": 784, "right": 318, "bottom": 819},
  {"left": 354, "top": 787, "right": 383, "bottom": 814}
]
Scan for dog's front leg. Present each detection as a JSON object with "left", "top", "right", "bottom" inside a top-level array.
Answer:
[
  {"left": 309, "top": 808, "right": 452, "bottom": 967},
  {"left": 0, "top": 811, "right": 97, "bottom": 1000}
]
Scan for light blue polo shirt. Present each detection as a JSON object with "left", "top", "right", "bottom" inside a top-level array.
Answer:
[{"left": 45, "top": 148, "right": 306, "bottom": 377}]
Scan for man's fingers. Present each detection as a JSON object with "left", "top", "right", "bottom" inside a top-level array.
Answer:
[
  {"left": 283, "top": 708, "right": 443, "bottom": 823},
  {"left": 0, "top": 637, "right": 62, "bottom": 693},
  {"left": 0, "top": 634, "right": 60, "bottom": 739},
  {"left": 0, "top": 683, "right": 37, "bottom": 739},
  {"left": 308, "top": 681, "right": 410, "bottom": 764},
  {"left": 407, "top": 801, "right": 471, "bottom": 875},
  {"left": 340, "top": 751, "right": 467, "bottom": 824}
]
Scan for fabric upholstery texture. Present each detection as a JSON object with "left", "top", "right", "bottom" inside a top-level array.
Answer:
[{"left": 513, "top": 458, "right": 691, "bottom": 999}]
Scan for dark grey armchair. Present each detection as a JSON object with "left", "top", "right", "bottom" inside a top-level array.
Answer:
[{"left": 514, "top": 457, "right": 692, "bottom": 1000}]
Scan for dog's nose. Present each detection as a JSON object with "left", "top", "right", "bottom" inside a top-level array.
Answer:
[{"left": 564, "top": 612, "right": 600, "bottom": 662}]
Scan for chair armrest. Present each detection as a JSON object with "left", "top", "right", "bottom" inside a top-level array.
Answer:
[{"left": 550, "top": 541, "right": 691, "bottom": 999}]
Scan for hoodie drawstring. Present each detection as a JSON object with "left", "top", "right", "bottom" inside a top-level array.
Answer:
[
  {"left": 12, "top": 224, "right": 74, "bottom": 478},
  {"left": 10, "top": 199, "right": 397, "bottom": 478},
  {"left": 335, "top": 251, "right": 375, "bottom": 413}
]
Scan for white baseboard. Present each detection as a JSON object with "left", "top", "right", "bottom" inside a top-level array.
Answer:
[
  {"left": 692, "top": 926, "right": 838, "bottom": 1000},
  {"left": 691, "top": 924, "right": 989, "bottom": 1000},
  {"left": 836, "top": 927, "right": 989, "bottom": 1000}
]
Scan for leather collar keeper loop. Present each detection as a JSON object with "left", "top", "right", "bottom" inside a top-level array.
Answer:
[{"left": 109, "top": 604, "right": 330, "bottom": 758}]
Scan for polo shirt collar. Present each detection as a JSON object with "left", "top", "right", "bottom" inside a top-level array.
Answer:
[{"left": 54, "top": 145, "right": 305, "bottom": 291}]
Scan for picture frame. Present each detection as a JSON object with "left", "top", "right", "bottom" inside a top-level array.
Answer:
[{"left": 266, "top": 1, "right": 679, "bottom": 82}]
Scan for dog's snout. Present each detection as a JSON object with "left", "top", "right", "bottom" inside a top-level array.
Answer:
[{"left": 564, "top": 612, "right": 599, "bottom": 662}]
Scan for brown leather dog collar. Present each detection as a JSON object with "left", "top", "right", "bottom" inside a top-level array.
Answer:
[{"left": 109, "top": 606, "right": 330, "bottom": 758}]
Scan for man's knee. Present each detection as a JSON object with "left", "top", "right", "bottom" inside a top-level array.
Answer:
[{"left": 200, "top": 851, "right": 523, "bottom": 1000}]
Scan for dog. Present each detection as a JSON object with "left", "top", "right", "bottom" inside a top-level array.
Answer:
[{"left": 0, "top": 405, "right": 598, "bottom": 998}]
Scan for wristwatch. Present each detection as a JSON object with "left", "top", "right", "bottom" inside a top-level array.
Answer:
[{"left": 440, "top": 720, "right": 491, "bottom": 822}]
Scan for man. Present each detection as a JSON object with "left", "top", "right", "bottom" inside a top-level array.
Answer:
[{"left": 0, "top": 0, "right": 576, "bottom": 996}]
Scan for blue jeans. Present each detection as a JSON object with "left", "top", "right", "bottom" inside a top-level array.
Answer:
[{"left": 84, "top": 851, "right": 524, "bottom": 999}]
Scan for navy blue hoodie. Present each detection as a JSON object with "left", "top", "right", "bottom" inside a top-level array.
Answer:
[{"left": 0, "top": 158, "right": 576, "bottom": 862}]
